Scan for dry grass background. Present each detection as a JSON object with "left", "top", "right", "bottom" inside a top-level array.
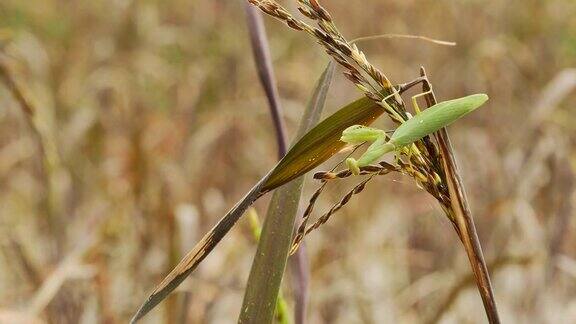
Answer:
[{"left": 1, "top": 0, "right": 575, "bottom": 323}]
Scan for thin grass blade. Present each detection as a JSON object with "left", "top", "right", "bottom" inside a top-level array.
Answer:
[
  {"left": 244, "top": 2, "right": 288, "bottom": 159},
  {"left": 130, "top": 175, "right": 270, "bottom": 323}
]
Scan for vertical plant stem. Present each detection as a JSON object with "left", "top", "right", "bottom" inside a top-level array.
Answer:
[
  {"left": 247, "top": 209, "right": 292, "bottom": 324},
  {"left": 420, "top": 67, "right": 501, "bottom": 324},
  {"left": 240, "top": 63, "right": 335, "bottom": 324},
  {"left": 243, "top": 4, "right": 310, "bottom": 323},
  {"left": 289, "top": 243, "right": 310, "bottom": 324}
]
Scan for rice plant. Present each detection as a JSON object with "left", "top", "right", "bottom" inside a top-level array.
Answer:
[
  {"left": 132, "top": 1, "right": 500, "bottom": 323},
  {"left": 4, "top": 1, "right": 574, "bottom": 323}
]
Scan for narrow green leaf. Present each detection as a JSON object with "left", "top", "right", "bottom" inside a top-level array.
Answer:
[
  {"left": 131, "top": 89, "right": 383, "bottom": 323},
  {"left": 246, "top": 208, "right": 292, "bottom": 324},
  {"left": 263, "top": 94, "right": 383, "bottom": 191},
  {"left": 239, "top": 62, "right": 334, "bottom": 324}
]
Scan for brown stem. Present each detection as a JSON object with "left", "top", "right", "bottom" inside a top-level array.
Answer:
[{"left": 420, "top": 67, "right": 501, "bottom": 324}]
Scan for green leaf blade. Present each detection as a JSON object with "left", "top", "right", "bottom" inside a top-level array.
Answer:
[{"left": 263, "top": 95, "right": 383, "bottom": 191}]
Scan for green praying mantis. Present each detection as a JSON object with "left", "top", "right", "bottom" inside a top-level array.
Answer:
[{"left": 341, "top": 93, "right": 489, "bottom": 174}]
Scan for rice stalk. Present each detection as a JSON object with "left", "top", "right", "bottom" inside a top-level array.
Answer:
[{"left": 248, "top": 1, "right": 500, "bottom": 322}]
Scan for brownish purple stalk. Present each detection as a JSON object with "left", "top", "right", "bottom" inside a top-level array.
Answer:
[
  {"left": 420, "top": 67, "right": 501, "bottom": 324},
  {"left": 243, "top": 3, "right": 309, "bottom": 323}
]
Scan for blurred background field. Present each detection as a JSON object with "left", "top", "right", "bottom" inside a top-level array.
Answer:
[{"left": 1, "top": 0, "right": 575, "bottom": 323}]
